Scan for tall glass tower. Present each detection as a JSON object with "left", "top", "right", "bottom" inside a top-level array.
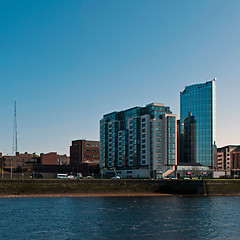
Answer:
[{"left": 180, "top": 79, "right": 216, "bottom": 168}]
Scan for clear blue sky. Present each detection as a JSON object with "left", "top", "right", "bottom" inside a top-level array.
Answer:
[{"left": 1, "top": 0, "right": 240, "bottom": 155}]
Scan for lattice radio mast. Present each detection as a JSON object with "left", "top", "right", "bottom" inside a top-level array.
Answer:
[{"left": 12, "top": 99, "right": 17, "bottom": 156}]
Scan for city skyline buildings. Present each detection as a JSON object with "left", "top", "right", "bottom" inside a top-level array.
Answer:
[
  {"left": 1, "top": 1, "right": 240, "bottom": 155},
  {"left": 0, "top": 76, "right": 236, "bottom": 156}
]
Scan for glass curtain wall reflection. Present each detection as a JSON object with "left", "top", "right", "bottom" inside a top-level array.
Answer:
[{"left": 180, "top": 79, "right": 216, "bottom": 168}]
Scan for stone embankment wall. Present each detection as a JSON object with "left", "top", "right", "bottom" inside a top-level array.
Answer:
[{"left": 0, "top": 179, "right": 240, "bottom": 196}]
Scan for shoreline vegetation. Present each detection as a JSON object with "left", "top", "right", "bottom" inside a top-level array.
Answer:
[{"left": 0, "top": 179, "right": 240, "bottom": 197}]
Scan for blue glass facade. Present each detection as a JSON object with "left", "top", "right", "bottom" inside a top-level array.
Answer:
[{"left": 180, "top": 79, "right": 216, "bottom": 168}]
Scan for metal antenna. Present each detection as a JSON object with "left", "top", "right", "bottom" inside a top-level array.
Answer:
[{"left": 12, "top": 99, "right": 17, "bottom": 156}]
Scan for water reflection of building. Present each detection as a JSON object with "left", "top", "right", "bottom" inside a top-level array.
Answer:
[{"left": 178, "top": 79, "right": 217, "bottom": 172}]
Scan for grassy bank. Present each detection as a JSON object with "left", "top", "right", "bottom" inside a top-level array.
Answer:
[{"left": 0, "top": 179, "right": 240, "bottom": 196}]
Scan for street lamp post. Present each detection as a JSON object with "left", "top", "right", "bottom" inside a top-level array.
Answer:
[
  {"left": 1, "top": 158, "right": 4, "bottom": 179},
  {"left": 11, "top": 158, "right": 13, "bottom": 179}
]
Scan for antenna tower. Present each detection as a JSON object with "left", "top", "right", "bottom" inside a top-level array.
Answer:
[{"left": 12, "top": 99, "right": 17, "bottom": 156}]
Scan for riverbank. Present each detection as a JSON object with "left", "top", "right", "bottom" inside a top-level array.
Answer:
[
  {"left": 0, "top": 179, "right": 240, "bottom": 196},
  {"left": 0, "top": 193, "right": 174, "bottom": 198}
]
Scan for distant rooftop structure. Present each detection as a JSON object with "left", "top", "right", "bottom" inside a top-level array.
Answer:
[{"left": 103, "top": 102, "right": 171, "bottom": 119}]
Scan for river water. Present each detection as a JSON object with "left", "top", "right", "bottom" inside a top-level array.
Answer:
[{"left": 0, "top": 196, "right": 239, "bottom": 239}]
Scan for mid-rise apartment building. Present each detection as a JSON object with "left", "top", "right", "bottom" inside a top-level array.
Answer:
[
  {"left": 232, "top": 146, "right": 240, "bottom": 175},
  {"left": 217, "top": 145, "right": 240, "bottom": 176},
  {"left": 100, "top": 103, "right": 177, "bottom": 179}
]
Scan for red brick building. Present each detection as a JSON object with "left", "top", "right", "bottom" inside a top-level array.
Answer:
[
  {"left": 40, "top": 152, "right": 58, "bottom": 165},
  {"left": 40, "top": 152, "right": 70, "bottom": 165},
  {"left": 0, "top": 152, "right": 70, "bottom": 175},
  {"left": 232, "top": 146, "right": 240, "bottom": 175},
  {"left": 70, "top": 140, "right": 100, "bottom": 174},
  {"left": 0, "top": 152, "right": 39, "bottom": 172}
]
